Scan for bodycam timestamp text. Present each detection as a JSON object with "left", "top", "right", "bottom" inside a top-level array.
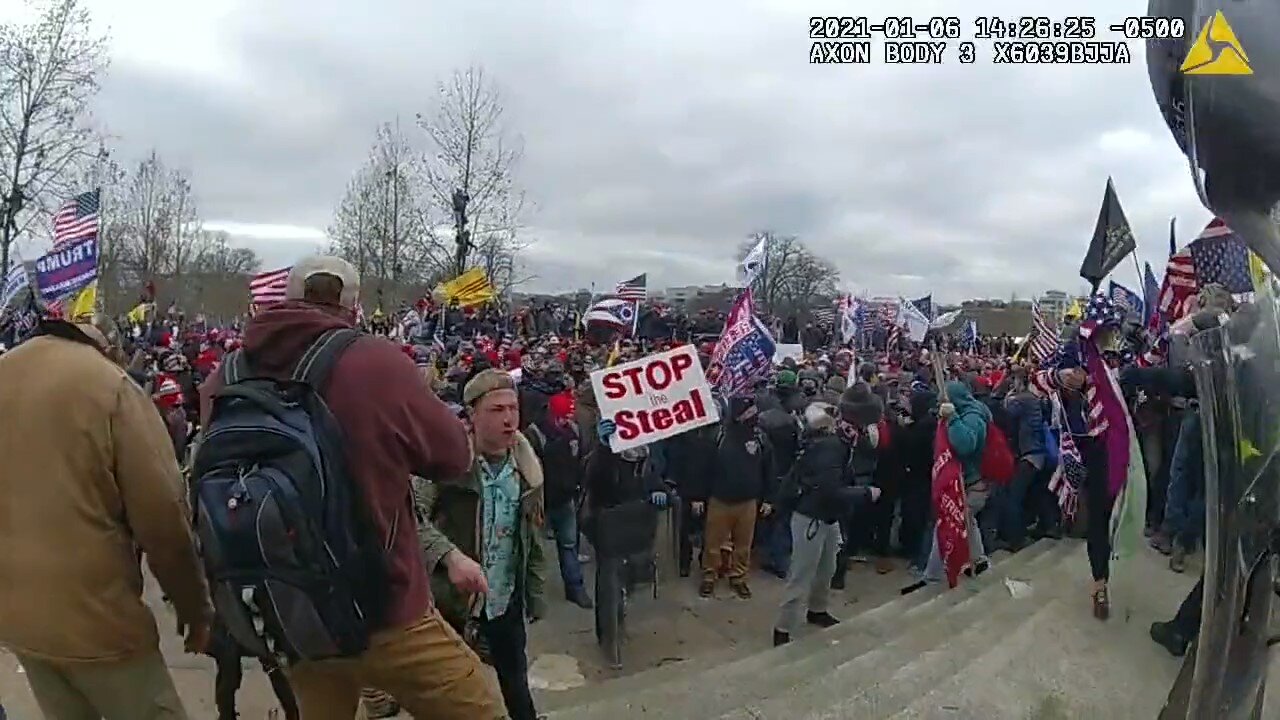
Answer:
[{"left": 808, "top": 15, "right": 1136, "bottom": 66}]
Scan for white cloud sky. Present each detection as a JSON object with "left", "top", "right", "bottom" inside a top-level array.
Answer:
[{"left": 11, "top": 0, "right": 1217, "bottom": 300}]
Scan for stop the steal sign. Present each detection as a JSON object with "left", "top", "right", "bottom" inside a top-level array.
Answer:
[{"left": 590, "top": 344, "right": 720, "bottom": 453}]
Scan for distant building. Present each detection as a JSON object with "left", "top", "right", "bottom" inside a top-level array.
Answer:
[
  {"left": 656, "top": 283, "right": 742, "bottom": 307},
  {"left": 1037, "top": 290, "right": 1071, "bottom": 324}
]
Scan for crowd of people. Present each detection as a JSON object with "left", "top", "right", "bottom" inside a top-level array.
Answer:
[{"left": 0, "top": 254, "right": 1223, "bottom": 720}]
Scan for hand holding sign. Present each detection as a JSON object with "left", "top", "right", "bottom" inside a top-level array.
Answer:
[
  {"left": 597, "top": 419, "right": 617, "bottom": 444},
  {"left": 590, "top": 345, "right": 720, "bottom": 453}
]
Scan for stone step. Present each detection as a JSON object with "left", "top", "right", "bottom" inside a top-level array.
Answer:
[
  {"left": 715, "top": 545, "right": 1075, "bottom": 719},
  {"left": 549, "top": 539, "right": 1074, "bottom": 719},
  {"left": 885, "top": 599, "right": 1074, "bottom": 720},
  {"left": 890, "top": 546, "right": 1204, "bottom": 720}
]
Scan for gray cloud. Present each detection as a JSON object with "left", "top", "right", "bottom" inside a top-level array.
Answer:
[{"left": 91, "top": 0, "right": 1212, "bottom": 302}]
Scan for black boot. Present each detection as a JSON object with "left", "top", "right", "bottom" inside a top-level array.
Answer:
[
  {"left": 806, "top": 611, "right": 840, "bottom": 628},
  {"left": 772, "top": 629, "right": 791, "bottom": 647},
  {"left": 566, "top": 585, "right": 594, "bottom": 609},
  {"left": 1150, "top": 621, "right": 1190, "bottom": 657}
]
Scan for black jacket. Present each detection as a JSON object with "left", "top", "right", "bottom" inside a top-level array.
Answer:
[
  {"left": 584, "top": 448, "right": 664, "bottom": 511},
  {"left": 784, "top": 429, "right": 874, "bottom": 523},
  {"left": 665, "top": 423, "right": 718, "bottom": 497},
  {"left": 758, "top": 407, "right": 802, "bottom": 479},
  {"left": 687, "top": 422, "right": 776, "bottom": 503},
  {"left": 527, "top": 419, "right": 582, "bottom": 509}
]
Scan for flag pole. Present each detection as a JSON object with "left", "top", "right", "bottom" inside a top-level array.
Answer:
[{"left": 1129, "top": 249, "right": 1144, "bottom": 297}]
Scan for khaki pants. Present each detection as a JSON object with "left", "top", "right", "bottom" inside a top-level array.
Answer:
[
  {"left": 288, "top": 608, "right": 501, "bottom": 720},
  {"left": 702, "top": 498, "right": 758, "bottom": 581},
  {"left": 16, "top": 650, "right": 188, "bottom": 720}
]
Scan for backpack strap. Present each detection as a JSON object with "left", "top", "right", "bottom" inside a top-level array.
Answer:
[
  {"left": 222, "top": 349, "right": 251, "bottom": 386},
  {"left": 291, "top": 328, "right": 361, "bottom": 389}
]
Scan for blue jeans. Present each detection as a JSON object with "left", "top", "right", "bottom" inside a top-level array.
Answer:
[
  {"left": 547, "top": 501, "right": 586, "bottom": 591},
  {"left": 1164, "top": 410, "right": 1205, "bottom": 551},
  {"left": 999, "top": 458, "right": 1057, "bottom": 545},
  {"left": 758, "top": 509, "right": 793, "bottom": 574}
]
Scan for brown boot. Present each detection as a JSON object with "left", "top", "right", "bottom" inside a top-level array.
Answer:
[
  {"left": 730, "top": 579, "right": 752, "bottom": 599},
  {"left": 699, "top": 578, "right": 715, "bottom": 598},
  {"left": 1092, "top": 584, "right": 1110, "bottom": 621}
]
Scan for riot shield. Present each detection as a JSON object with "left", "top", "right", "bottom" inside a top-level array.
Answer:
[
  {"left": 1146, "top": 1, "right": 1280, "bottom": 715},
  {"left": 1173, "top": 293, "right": 1280, "bottom": 719}
]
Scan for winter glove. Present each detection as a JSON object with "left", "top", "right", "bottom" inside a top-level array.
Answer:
[
  {"left": 938, "top": 402, "right": 956, "bottom": 419},
  {"left": 597, "top": 419, "right": 617, "bottom": 444},
  {"left": 649, "top": 491, "right": 668, "bottom": 508}
]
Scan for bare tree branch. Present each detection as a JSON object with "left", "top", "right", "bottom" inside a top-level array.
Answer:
[
  {"left": 416, "top": 65, "right": 532, "bottom": 294},
  {"left": 0, "top": 0, "right": 108, "bottom": 272},
  {"left": 737, "top": 231, "right": 840, "bottom": 319}
]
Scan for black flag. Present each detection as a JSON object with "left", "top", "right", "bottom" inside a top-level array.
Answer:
[{"left": 1079, "top": 177, "right": 1137, "bottom": 288}]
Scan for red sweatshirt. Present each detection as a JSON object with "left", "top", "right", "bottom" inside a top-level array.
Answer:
[{"left": 200, "top": 301, "right": 471, "bottom": 630}]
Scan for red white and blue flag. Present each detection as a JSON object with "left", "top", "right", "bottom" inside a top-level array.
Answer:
[
  {"left": 614, "top": 274, "right": 647, "bottom": 301},
  {"left": 52, "top": 189, "right": 100, "bottom": 251},
  {"left": 710, "top": 289, "right": 775, "bottom": 397},
  {"left": 250, "top": 267, "right": 290, "bottom": 306}
]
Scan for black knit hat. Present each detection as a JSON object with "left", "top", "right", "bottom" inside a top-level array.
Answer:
[{"left": 839, "top": 381, "right": 884, "bottom": 426}]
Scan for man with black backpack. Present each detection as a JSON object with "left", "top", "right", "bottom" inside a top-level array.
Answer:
[{"left": 195, "top": 256, "right": 499, "bottom": 719}]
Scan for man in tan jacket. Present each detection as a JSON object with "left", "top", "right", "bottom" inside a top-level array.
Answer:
[{"left": 0, "top": 313, "right": 213, "bottom": 719}]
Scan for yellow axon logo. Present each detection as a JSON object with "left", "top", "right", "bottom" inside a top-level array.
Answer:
[{"left": 1181, "top": 10, "right": 1252, "bottom": 75}]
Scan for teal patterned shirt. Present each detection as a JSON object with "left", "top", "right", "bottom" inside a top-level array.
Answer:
[{"left": 479, "top": 454, "right": 520, "bottom": 620}]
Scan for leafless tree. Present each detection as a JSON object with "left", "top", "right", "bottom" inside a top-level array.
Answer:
[
  {"left": 329, "top": 122, "right": 435, "bottom": 298},
  {"left": 737, "top": 231, "right": 840, "bottom": 319},
  {"left": 416, "top": 66, "right": 532, "bottom": 291},
  {"left": 188, "top": 230, "right": 260, "bottom": 275},
  {"left": 0, "top": 0, "right": 108, "bottom": 273},
  {"left": 70, "top": 139, "right": 127, "bottom": 303},
  {"left": 113, "top": 150, "right": 201, "bottom": 286}
]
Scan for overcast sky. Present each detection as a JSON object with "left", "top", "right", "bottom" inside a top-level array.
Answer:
[{"left": 16, "top": 0, "right": 1213, "bottom": 301}]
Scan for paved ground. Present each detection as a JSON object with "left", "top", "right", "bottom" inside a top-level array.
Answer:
[
  {"left": 0, "top": 521, "right": 910, "bottom": 720},
  {"left": 1, "top": 537, "right": 1274, "bottom": 719}
]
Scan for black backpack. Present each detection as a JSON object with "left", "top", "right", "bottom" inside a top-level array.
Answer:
[{"left": 191, "top": 328, "right": 389, "bottom": 665}]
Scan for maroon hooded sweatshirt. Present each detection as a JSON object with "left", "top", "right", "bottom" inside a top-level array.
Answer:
[{"left": 199, "top": 301, "right": 470, "bottom": 631}]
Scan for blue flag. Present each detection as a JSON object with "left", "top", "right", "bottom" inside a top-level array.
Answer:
[
  {"left": 1142, "top": 262, "right": 1160, "bottom": 324},
  {"left": 963, "top": 319, "right": 978, "bottom": 350},
  {"left": 35, "top": 236, "right": 98, "bottom": 302},
  {"left": 1108, "top": 280, "right": 1144, "bottom": 320},
  {"left": 710, "top": 289, "right": 776, "bottom": 398},
  {"left": 909, "top": 295, "right": 933, "bottom": 320}
]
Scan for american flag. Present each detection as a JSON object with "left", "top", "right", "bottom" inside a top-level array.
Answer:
[
  {"left": 858, "top": 301, "right": 877, "bottom": 335},
  {"left": 614, "top": 274, "right": 647, "bottom": 301},
  {"left": 1158, "top": 247, "right": 1197, "bottom": 324},
  {"left": 876, "top": 301, "right": 899, "bottom": 327},
  {"left": 1156, "top": 217, "right": 1251, "bottom": 327},
  {"left": 250, "top": 267, "right": 291, "bottom": 306},
  {"left": 52, "top": 189, "right": 100, "bottom": 251},
  {"left": 1107, "top": 280, "right": 1144, "bottom": 319},
  {"left": 1029, "top": 301, "right": 1060, "bottom": 364},
  {"left": 811, "top": 306, "right": 835, "bottom": 326},
  {"left": 1189, "top": 220, "right": 1253, "bottom": 294}
]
